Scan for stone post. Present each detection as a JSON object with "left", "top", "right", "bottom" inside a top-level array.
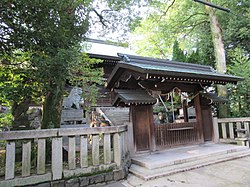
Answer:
[{"left": 212, "top": 117, "right": 219, "bottom": 143}]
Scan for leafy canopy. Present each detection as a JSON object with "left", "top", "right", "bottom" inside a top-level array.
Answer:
[{"left": 0, "top": 0, "right": 144, "bottom": 128}]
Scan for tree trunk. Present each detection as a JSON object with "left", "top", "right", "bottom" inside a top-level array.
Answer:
[
  {"left": 42, "top": 82, "right": 64, "bottom": 129},
  {"left": 12, "top": 97, "right": 31, "bottom": 130},
  {"left": 206, "top": 5, "right": 228, "bottom": 118},
  {"left": 41, "top": 82, "right": 64, "bottom": 162}
]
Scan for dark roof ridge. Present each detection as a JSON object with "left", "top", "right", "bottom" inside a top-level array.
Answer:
[
  {"left": 88, "top": 53, "right": 121, "bottom": 61},
  {"left": 118, "top": 53, "right": 214, "bottom": 73}
]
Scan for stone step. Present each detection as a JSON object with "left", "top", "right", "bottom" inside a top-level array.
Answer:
[
  {"left": 131, "top": 144, "right": 249, "bottom": 169},
  {"left": 129, "top": 148, "right": 250, "bottom": 181},
  {"left": 101, "top": 107, "right": 130, "bottom": 125}
]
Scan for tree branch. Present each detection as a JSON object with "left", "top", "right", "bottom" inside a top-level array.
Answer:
[
  {"left": 92, "top": 8, "right": 107, "bottom": 26},
  {"left": 158, "top": 0, "right": 176, "bottom": 21},
  {"left": 181, "top": 12, "right": 208, "bottom": 24},
  {"left": 1, "top": 59, "right": 26, "bottom": 66},
  {"left": 182, "top": 20, "right": 209, "bottom": 38},
  {"left": 150, "top": 39, "right": 167, "bottom": 58}
]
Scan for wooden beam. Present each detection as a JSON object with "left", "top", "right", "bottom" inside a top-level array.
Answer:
[
  {"left": 148, "top": 105, "right": 156, "bottom": 152},
  {"left": 194, "top": 93, "right": 204, "bottom": 143},
  {"left": 140, "top": 80, "right": 204, "bottom": 92}
]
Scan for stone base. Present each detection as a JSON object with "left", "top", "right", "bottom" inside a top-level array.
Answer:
[
  {"left": 235, "top": 138, "right": 249, "bottom": 147},
  {"left": 8, "top": 158, "right": 131, "bottom": 187}
]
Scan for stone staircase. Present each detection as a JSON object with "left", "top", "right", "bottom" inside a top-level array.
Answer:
[
  {"left": 100, "top": 107, "right": 130, "bottom": 126},
  {"left": 128, "top": 143, "right": 250, "bottom": 181}
]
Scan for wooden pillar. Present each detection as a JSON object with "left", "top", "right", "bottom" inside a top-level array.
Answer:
[
  {"left": 183, "top": 100, "right": 188, "bottom": 122},
  {"left": 148, "top": 105, "right": 156, "bottom": 152},
  {"left": 194, "top": 93, "right": 204, "bottom": 143}
]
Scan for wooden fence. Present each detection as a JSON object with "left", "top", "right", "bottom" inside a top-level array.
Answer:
[
  {"left": 0, "top": 125, "right": 127, "bottom": 186},
  {"left": 217, "top": 117, "right": 250, "bottom": 146},
  {"left": 155, "top": 122, "right": 198, "bottom": 149}
]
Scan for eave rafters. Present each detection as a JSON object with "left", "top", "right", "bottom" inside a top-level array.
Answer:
[
  {"left": 139, "top": 80, "right": 204, "bottom": 93},
  {"left": 146, "top": 73, "right": 232, "bottom": 85},
  {"left": 112, "top": 70, "right": 146, "bottom": 89}
]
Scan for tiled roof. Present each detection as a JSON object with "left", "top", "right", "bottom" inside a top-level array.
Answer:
[
  {"left": 112, "top": 89, "right": 157, "bottom": 106},
  {"left": 107, "top": 54, "right": 243, "bottom": 88}
]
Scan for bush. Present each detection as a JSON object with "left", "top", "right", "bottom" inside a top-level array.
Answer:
[{"left": 0, "top": 112, "right": 12, "bottom": 131}]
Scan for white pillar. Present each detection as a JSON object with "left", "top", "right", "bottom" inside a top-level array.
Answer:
[
  {"left": 37, "top": 138, "right": 46, "bottom": 174},
  {"left": 213, "top": 117, "right": 219, "bottom": 143},
  {"left": 52, "top": 137, "right": 63, "bottom": 180},
  {"left": 5, "top": 141, "right": 15, "bottom": 180},
  {"left": 22, "top": 141, "right": 31, "bottom": 177}
]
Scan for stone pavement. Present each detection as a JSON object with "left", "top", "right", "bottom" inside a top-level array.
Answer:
[
  {"left": 121, "top": 156, "right": 250, "bottom": 187},
  {"left": 101, "top": 156, "right": 250, "bottom": 186}
]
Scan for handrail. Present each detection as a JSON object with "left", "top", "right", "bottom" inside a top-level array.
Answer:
[
  {"left": 0, "top": 125, "right": 127, "bottom": 141},
  {"left": 0, "top": 124, "right": 128, "bottom": 186},
  {"left": 95, "top": 107, "right": 114, "bottom": 126},
  {"left": 167, "top": 127, "right": 194, "bottom": 131},
  {"left": 217, "top": 117, "right": 250, "bottom": 146},
  {"left": 218, "top": 117, "right": 250, "bottom": 123}
]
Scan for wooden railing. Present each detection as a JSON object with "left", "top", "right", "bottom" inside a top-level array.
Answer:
[
  {"left": 0, "top": 125, "right": 127, "bottom": 186},
  {"left": 155, "top": 122, "right": 198, "bottom": 149},
  {"left": 217, "top": 117, "right": 250, "bottom": 145}
]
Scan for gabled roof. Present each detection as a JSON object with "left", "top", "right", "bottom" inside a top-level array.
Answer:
[
  {"left": 83, "top": 38, "right": 136, "bottom": 58},
  {"left": 107, "top": 54, "right": 243, "bottom": 88},
  {"left": 88, "top": 53, "right": 120, "bottom": 66},
  {"left": 112, "top": 89, "right": 157, "bottom": 106},
  {"left": 201, "top": 93, "right": 228, "bottom": 104}
]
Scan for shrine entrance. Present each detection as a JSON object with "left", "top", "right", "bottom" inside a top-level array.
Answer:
[
  {"left": 107, "top": 54, "right": 242, "bottom": 154},
  {"left": 131, "top": 105, "right": 153, "bottom": 152}
]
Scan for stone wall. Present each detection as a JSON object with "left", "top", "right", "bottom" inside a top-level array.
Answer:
[{"left": 32, "top": 158, "right": 131, "bottom": 187}]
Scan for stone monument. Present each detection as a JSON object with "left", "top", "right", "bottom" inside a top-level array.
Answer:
[{"left": 61, "top": 87, "right": 85, "bottom": 126}]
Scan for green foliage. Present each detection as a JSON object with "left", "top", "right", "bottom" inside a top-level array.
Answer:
[
  {"left": 172, "top": 40, "right": 201, "bottom": 63},
  {"left": 1, "top": 0, "right": 142, "bottom": 129},
  {"left": 1, "top": 0, "right": 93, "bottom": 128},
  {"left": 69, "top": 52, "right": 104, "bottom": 109},
  {"left": 218, "top": 1, "right": 250, "bottom": 53},
  {"left": 131, "top": 0, "right": 250, "bottom": 67},
  {"left": 1, "top": 0, "right": 90, "bottom": 54},
  {"left": 131, "top": 0, "right": 215, "bottom": 65},
  {"left": 172, "top": 40, "right": 186, "bottom": 62},
  {"left": 228, "top": 48, "right": 250, "bottom": 117},
  {"left": 0, "top": 51, "right": 43, "bottom": 105},
  {"left": 186, "top": 49, "right": 201, "bottom": 64},
  {"left": 0, "top": 112, "right": 12, "bottom": 130}
]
